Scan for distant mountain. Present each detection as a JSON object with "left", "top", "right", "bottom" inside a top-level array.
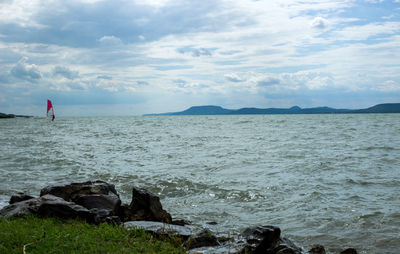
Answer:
[{"left": 145, "top": 103, "right": 400, "bottom": 116}]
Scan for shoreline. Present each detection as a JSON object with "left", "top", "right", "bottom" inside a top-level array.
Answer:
[{"left": 0, "top": 180, "right": 358, "bottom": 254}]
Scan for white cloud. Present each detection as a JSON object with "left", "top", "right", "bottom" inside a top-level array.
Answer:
[
  {"left": 98, "top": 35, "right": 122, "bottom": 46},
  {"left": 311, "top": 17, "right": 329, "bottom": 29},
  {"left": 333, "top": 22, "right": 400, "bottom": 41}
]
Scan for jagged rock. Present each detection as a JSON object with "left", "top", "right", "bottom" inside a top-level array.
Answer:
[
  {"left": 124, "top": 220, "right": 192, "bottom": 240},
  {"left": 9, "top": 193, "right": 35, "bottom": 204},
  {"left": 1, "top": 194, "right": 94, "bottom": 222},
  {"left": 241, "top": 225, "right": 281, "bottom": 253},
  {"left": 40, "top": 180, "right": 119, "bottom": 202},
  {"left": 40, "top": 180, "right": 121, "bottom": 220},
  {"left": 185, "top": 229, "right": 220, "bottom": 249},
  {"left": 309, "top": 244, "right": 326, "bottom": 254},
  {"left": 339, "top": 248, "right": 357, "bottom": 254},
  {"left": 240, "top": 226, "right": 302, "bottom": 254},
  {"left": 120, "top": 187, "right": 172, "bottom": 222}
]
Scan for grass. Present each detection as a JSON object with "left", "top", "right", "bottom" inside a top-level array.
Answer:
[{"left": 0, "top": 216, "right": 186, "bottom": 254}]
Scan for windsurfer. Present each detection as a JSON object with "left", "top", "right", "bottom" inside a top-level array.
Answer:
[{"left": 52, "top": 114, "right": 55, "bottom": 121}]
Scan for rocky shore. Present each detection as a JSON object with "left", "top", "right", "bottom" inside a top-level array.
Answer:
[{"left": 0, "top": 180, "right": 357, "bottom": 254}]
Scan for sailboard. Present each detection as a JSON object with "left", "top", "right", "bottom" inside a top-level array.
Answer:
[{"left": 47, "top": 99, "right": 55, "bottom": 121}]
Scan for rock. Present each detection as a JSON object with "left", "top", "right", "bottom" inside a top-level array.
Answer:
[
  {"left": 36, "top": 195, "right": 94, "bottom": 222},
  {"left": 124, "top": 220, "right": 192, "bottom": 240},
  {"left": 74, "top": 194, "right": 121, "bottom": 215},
  {"left": 185, "top": 229, "right": 220, "bottom": 249},
  {"left": 309, "top": 244, "right": 326, "bottom": 254},
  {"left": 40, "top": 180, "right": 121, "bottom": 220},
  {"left": 339, "top": 248, "right": 358, "bottom": 254},
  {"left": 9, "top": 193, "right": 35, "bottom": 204},
  {"left": 172, "top": 218, "right": 191, "bottom": 226},
  {"left": 1, "top": 194, "right": 94, "bottom": 222},
  {"left": 240, "top": 226, "right": 302, "bottom": 254},
  {"left": 120, "top": 187, "right": 172, "bottom": 222},
  {"left": 40, "top": 180, "right": 119, "bottom": 202},
  {"left": 241, "top": 225, "right": 281, "bottom": 253}
]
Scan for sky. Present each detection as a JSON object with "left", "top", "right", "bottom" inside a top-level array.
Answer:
[{"left": 0, "top": 0, "right": 400, "bottom": 116}]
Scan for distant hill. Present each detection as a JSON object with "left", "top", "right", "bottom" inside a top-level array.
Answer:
[
  {"left": 145, "top": 103, "right": 400, "bottom": 116},
  {"left": 350, "top": 103, "right": 400, "bottom": 113},
  {"left": 0, "top": 112, "right": 32, "bottom": 118}
]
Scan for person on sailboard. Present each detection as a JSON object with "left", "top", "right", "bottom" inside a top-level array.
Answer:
[{"left": 52, "top": 114, "right": 55, "bottom": 121}]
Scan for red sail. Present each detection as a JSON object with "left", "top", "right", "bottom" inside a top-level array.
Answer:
[{"left": 47, "top": 100, "right": 54, "bottom": 117}]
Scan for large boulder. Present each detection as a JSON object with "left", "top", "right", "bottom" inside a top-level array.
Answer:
[
  {"left": 120, "top": 187, "right": 172, "bottom": 222},
  {"left": 0, "top": 194, "right": 94, "bottom": 222},
  {"left": 40, "top": 180, "right": 121, "bottom": 219},
  {"left": 40, "top": 180, "right": 119, "bottom": 201}
]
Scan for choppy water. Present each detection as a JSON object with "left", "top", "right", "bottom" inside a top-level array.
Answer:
[{"left": 1, "top": 114, "right": 399, "bottom": 253}]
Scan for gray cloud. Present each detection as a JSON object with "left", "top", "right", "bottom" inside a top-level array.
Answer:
[
  {"left": 97, "top": 75, "right": 113, "bottom": 80},
  {"left": 0, "top": 1, "right": 227, "bottom": 48},
  {"left": 257, "top": 77, "right": 280, "bottom": 87},
  {"left": 177, "top": 47, "right": 214, "bottom": 57},
  {"left": 10, "top": 59, "right": 41, "bottom": 80},
  {"left": 53, "top": 66, "right": 79, "bottom": 80},
  {"left": 173, "top": 79, "right": 188, "bottom": 87},
  {"left": 136, "top": 81, "right": 149, "bottom": 86}
]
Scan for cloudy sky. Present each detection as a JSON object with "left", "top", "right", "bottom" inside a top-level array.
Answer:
[{"left": 1, "top": 0, "right": 400, "bottom": 116}]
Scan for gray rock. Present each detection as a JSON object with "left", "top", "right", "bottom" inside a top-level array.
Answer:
[
  {"left": 124, "top": 220, "right": 192, "bottom": 240},
  {"left": 185, "top": 229, "right": 220, "bottom": 249},
  {"left": 240, "top": 226, "right": 302, "bottom": 254},
  {"left": 120, "top": 187, "right": 172, "bottom": 222},
  {"left": 74, "top": 194, "right": 121, "bottom": 214},
  {"left": 40, "top": 180, "right": 121, "bottom": 221},
  {"left": 241, "top": 225, "right": 281, "bottom": 253},
  {"left": 9, "top": 193, "right": 35, "bottom": 204},
  {"left": 309, "top": 244, "right": 326, "bottom": 254},
  {"left": 40, "top": 180, "right": 119, "bottom": 202},
  {"left": 1, "top": 194, "right": 94, "bottom": 222}
]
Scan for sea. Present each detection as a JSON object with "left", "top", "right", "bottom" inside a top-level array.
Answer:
[{"left": 0, "top": 114, "right": 399, "bottom": 253}]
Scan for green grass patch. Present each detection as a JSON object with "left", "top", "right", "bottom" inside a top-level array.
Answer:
[{"left": 0, "top": 216, "right": 186, "bottom": 254}]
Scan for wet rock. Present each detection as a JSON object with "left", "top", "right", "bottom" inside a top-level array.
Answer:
[
  {"left": 9, "top": 193, "right": 35, "bottom": 204},
  {"left": 239, "top": 226, "right": 302, "bottom": 254},
  {"left": 185, "top": 229, "right": 220, "bottom": 249},
  {"left": 339, "top": 248, "right": 358, "bottom": 254},
  {"left": 309, "top": 244, "right": 326, "bottom": 254},
  {"left": 172, "top": 218, "right": 191, "bottom": 226},
  {"left": 124, "top": 220, "right": 192, "bottom": 240},
  {"left": 120, "top": 187, "right": 172, "bottom": 222},
  {"left": 241, "top": 225, "right": 281, "bottom": 253},
  {"left": 275, "top": 237, "right": 302, "bottom": 254},
  {"left": 40, "top": 180, "right": 119, "bottom": 202},
  {"left": 1, "top": 194, "right": 94, "bottom": 222}
]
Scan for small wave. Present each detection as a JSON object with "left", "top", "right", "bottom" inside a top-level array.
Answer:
[
  {"left": 355, "top": 146, "right": 396, "bottom": 151},
  {"left": 345, "top": 178, "right": 376, "bottom": 186}
]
